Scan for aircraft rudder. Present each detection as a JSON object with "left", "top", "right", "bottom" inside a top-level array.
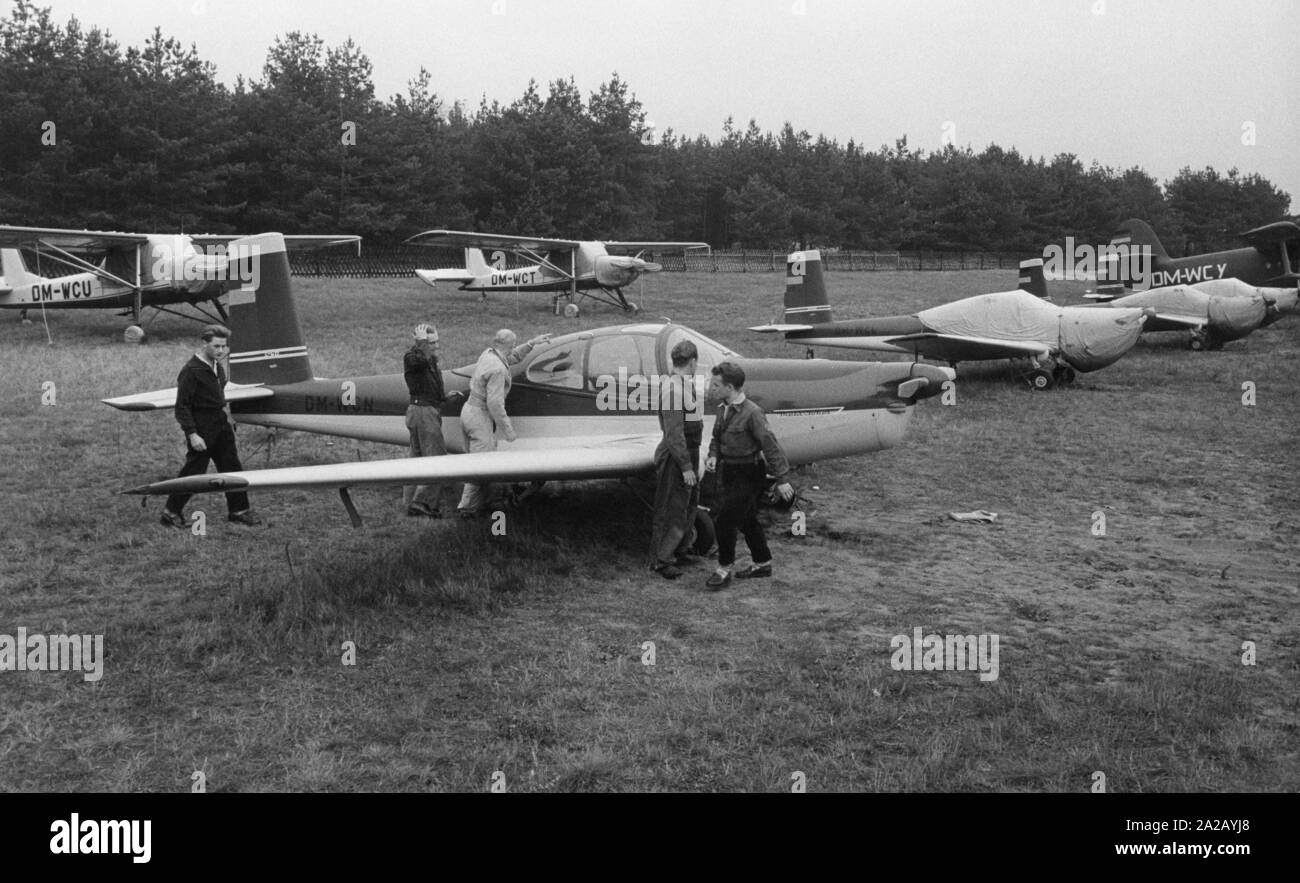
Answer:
[
  {"left": 1112, "top": 218, "right": 1169, "bottom": 262},
  {"left": 783, "top": 249, "right": 833, "bottom": 324},
  {"left": 1018, "top": 258, "right": 1048, "bottom": 298},
  {"left": 226, "top": 233, "right": 313, "bottom": 385}
]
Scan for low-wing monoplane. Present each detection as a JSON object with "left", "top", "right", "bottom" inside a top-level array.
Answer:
[
  {"left": 751, "top": 251, "right": 1149, "bottom": 389},
  {"left": 1091, "top": 218, "right": 1300, "bottom": 292},
  {"left": 1078, "top": 277, "right": 1296, "bottom": 350},
  {"left": 0, "top": 225, "right": 360, "bottom": 340},
  {"left": 406, "top": 230, "right": 709, "bottom": 316},
  {"left": 105, "top": 233, "right": 952, "bottom": 525}
]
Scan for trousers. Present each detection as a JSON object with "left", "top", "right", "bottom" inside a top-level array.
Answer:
[
  {"left": 403, "top": 405, "right": 453, "bottom": 512},
  {"left": 165, "top": 422, "right": 250, "bottom": 515},
  {"left": 457, "top": 402, "right": 500, "bottom": 512},
  {"left": 649, "top": 449, "right": 698, "bottom": 567},
  {"left": 713, "top": 461, "right": 771, "bottom": 568}
]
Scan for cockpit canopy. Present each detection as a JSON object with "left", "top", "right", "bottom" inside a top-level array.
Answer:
[{"left": 521, "top": 324, "right": 737, "bottom": 392}]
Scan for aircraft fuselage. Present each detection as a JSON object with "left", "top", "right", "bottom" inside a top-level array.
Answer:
[{"left": 225, "top": 324, "right": 951, "bottom": 468}]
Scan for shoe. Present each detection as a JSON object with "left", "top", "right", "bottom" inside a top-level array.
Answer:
[
  {"left": 705, "top": 569, "right": 732, "bottom": 591},
  {"left": 675, "top": 551, "right": 702, "bottom": 566},
  {"left": 407, "top": 502, "right": 440, "bottom": 518},
  {"left": 735, "top": 562, "right": 772, "bottom": 579},
  {"left": 227, "top": 510, "right": 263, "bottom": 526},
  {"left": 652, "top": 563, "right": 683, "bottom": 580},
  {"left": 159, "top": 509, "right": 187, "bottom": 529}
]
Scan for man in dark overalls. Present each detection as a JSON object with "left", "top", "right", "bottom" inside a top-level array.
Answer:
[{"left": 649, "top": 340, "right": 703, "bottom": 579}]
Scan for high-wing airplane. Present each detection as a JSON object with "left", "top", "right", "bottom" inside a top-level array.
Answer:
[
  {"left": 104, "top": 233, "right": 953, "bottom": 526},
  {"left": 1091, "top": 218, "right": 1300, "bottom": 292},
  {"left": 0, "top": 225, "right": 360, "bottom": 340},
  {"left": 751, "top": 251, "right": 1150, "bottom": 389},
  {"left": 406, "top": 230, "right": 710, "bottom": 317}
]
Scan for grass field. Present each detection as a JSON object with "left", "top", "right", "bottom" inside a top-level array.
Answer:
[{"left": 1, "top": 269, "right": 1297, "bottom": 792}]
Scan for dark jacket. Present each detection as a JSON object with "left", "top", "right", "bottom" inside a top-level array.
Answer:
[
  {"left": 404, "top": 341, "right": 447, "bottom": 405},
  {"left": 174, "top": 355, "right": 228, "bottom": 435},
  {"left": 707, "top": 396, "right": 790, "bottom": 479}
]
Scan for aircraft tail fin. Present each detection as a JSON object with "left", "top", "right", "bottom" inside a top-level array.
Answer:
[
  {"left": 465, "top": 248, "right": 489, "bottom": 276},
  {"left": 1017, "top": 258, "right": 1048, "bottom": 298},
  {"left": 783, "top": 250, "right": 833, "bottom": 324},
  {"left": 226, "top": 234, "right": 314, "bottom": 386},
  {"left": 1111, "top": 219, "right": 1169, "bottom": 262},
  {"left": 1, "top": 249, "right": 36, "bottom": 288}
]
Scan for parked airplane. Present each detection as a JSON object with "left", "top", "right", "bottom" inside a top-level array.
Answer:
[
  {"left": 0, "top": 225, "right": 360, "bottom": 340},
  {"left": 1077, "top": 278, "right": 1296, "bottom": 350},
  {"left": 407, "top": 230, "right": 709, "bottom": 316},
  {"left": 751, "top": 251, "right": 1150, "bottom": 389},
  {"left": 1092, "top": 218, "right": 1300, "bottom": 292},
  {"left": 105, "top": 233, "right": 953, "bottom": 525}
]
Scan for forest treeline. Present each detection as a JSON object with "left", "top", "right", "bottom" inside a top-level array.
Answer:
[{"left": 1, "top": 2, "right": 1291, "bottom": 254}]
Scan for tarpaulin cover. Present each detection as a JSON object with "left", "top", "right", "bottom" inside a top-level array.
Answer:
[
  {"left": 1058, "top": 308, "right": 1147, "bottom": 370},
  {"left": 1206, "top": 294, "right": 1266, "bottom": 337},
  {"left": 918, "top": 290, "right": 1061, "bottom": 344},
  {"left": 1191, "top": 278, "right": 1264, "bottom": 299},
  {"left": 1110, "top": 285, "right": 1212, "bottom": 315}
]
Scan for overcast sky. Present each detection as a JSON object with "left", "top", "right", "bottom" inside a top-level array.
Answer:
[{"left": 32, "top": 0, "right": 1300, "bottom": 206}]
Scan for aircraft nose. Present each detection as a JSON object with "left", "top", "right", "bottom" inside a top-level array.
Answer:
[
  {"left": 1262, "top": 288, "right": 1298, "bottom": 325},
  {"left": 1207, "top": 295, "right": 1267, "bottom": 340},
  {"left": 1058, "top": 308, "right": 1146, "bottom": 371}
]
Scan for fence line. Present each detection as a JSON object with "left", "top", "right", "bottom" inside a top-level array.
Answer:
[{"left": 287, "top": 247, "right": 1027, "bottom": 278}]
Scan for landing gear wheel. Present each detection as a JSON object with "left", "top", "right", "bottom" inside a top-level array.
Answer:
[
  {"left": 1026, "top": 368, "right": 1055, "bottom": 390},
  {"left": 1053, "top": 365, "right": 1076, "bottom": 385},
  {"left": 1189, "top": 330, "right": 1206, "bottom": 351},
  {"left": 563, "top": 303, "right": 580, "bottom": 319},
  {"left": 625, "top": 301, "right": 640, "bottom": 314},
  {"left": 123, "top": 325, "right": 146, "bottom": 344}
]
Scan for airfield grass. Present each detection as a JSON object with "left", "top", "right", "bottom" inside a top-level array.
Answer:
[{"left": 1, "top": 270, "right": 1297, "bottom": 792}]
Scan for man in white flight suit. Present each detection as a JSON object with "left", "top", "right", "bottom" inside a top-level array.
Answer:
[{"left": 457, "top": 327, "right": 550, "bottom": 517}]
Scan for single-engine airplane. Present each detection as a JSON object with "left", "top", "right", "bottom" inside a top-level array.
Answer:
[
  {"left": 0, "top": 225, "right": 360, "bottom": 340},
  {"left": 407, "top": 230, "right": 709, "bottom": 317},
  {"left": 751, "top": 251, "right": 1150, "bottom": 389},
  {"left": 1090, "top": 218, "right": 1300, "bottom": 293},
  {"left": 1077, "top": 277, "right": 1296, "bottom": 350},
  {"left": 105, "top": 233, "right": 953, "bottom": 526}
]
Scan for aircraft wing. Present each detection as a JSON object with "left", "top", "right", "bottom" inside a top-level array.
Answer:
[
  {"left": 405, "top": 230, "right": 583, "bottom": 251},
  {"left": 749, "top": 323, "right": 816, "bottom": 333},
  {"left": 1132, "top": 311, "right": 1204, "bottom": 329},
  {"left": 881, "top": 333, "right": 1051, "bottom": 363},
  {"left": 192, "top": 234, "right": 362, "bottom": 254},
  {"left": 1241, "top": 221, "right": 1300, "bottom": 251},
  {"left": 102, "top": 383, "right": 274, "bottom": 411},
  {"left": 0, "top": 225, "right": 148, "bottom": 251},
  {"left": 602, "top": 242, "right": 711, "bottom": 253},
  {"left": 122, "top": 435, "right": 659, "bottom": 496}
]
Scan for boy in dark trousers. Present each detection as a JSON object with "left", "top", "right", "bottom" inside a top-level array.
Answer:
[{"left": 703, "top": 361, "right": 793, "bottom": 590}]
